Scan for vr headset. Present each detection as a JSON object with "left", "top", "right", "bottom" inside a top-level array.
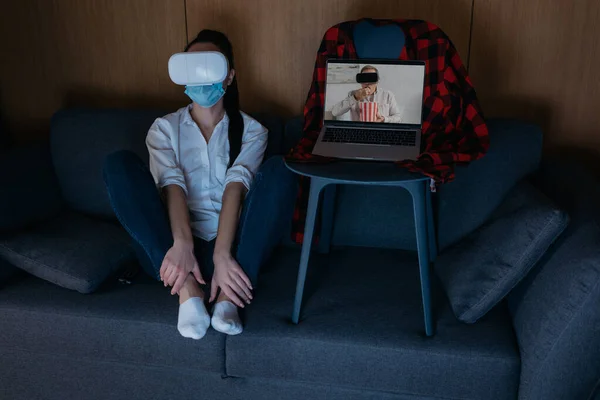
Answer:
[
  {"left": 168, "top": 51, "right": 228, "bottom": 86},
  {"left": 356, "top": 72, "right": 379, "bottom": 84}
]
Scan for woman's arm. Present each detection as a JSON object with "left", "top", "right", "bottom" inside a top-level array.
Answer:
[
  {"left": 146, "top": 119, "right": 203, "bottom": 294},
  {"left": 210, "top": 118, "right": 268, "bottom": 306},
  {"left": 214, "top": 182, "right": 245, "bottom": 257},
  {"left": 211, "top": 182, "right": 253, "bottom": 307},
  {"left": 164, "top": 185, "right": 193, "bottom": 245},
  {"left": 161, "top": 185, "right": 204, "bottom": 295}
]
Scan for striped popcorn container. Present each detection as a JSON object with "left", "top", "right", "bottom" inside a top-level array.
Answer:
[{"left": 359, "top": 101, "right": 378, "bottom": 122}]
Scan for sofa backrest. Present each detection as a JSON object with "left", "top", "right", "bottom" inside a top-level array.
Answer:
[
  {"left": 283, "top": 116, "right": 543, "bottom": 251},
  {"left": 50, "top": 108, "right": 285, "bottom": 219}
]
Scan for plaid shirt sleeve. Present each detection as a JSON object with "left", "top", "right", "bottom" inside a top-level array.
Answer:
[{"left": 397, "top": 21, "right": 489, "bottom": 183}]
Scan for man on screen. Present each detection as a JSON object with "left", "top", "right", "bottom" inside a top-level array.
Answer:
[{"left": 331, "top": 65, "right": 403, "bottom": 123}]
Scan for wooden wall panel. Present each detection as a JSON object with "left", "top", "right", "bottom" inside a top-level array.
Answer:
[
  {"left": 470, "top": 0, "right": 600, "bottom": 162},
  {"left": 0, "top": 0, "right": 187, "bottom": 142},
  {"left": 185, "top": 0, "right": 473, "bottom": 117}
]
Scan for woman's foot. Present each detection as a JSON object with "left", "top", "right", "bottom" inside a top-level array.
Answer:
[
  {"left": 211, "top": 293, "right": 243, "bottom": 335},
  {"left": 177, "top": 275, "right": 210, "bottom": 340}
]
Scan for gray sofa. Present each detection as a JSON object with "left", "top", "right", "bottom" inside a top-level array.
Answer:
[{"left": 0, "top": 109, "right": 598, "bottom": 400}]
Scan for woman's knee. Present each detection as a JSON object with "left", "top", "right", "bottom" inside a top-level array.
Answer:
[
  {"left": 103, "top": 150, "right": 144, "bottom": 175},
  {"left": 256, "top": 156, "right": 296, "bottom": 187},
  {"left": 103, "top": 150, "right": 147, "bottom": 185},
  {"left": 257, "top": 155, "right": 285, "bottom": 175}
]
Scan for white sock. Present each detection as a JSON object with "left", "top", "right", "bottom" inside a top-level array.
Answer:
[
  {"left": 211, "top": 301, "right": 243, "bottom": 335},
  {"left": 177, "top": 297, "right": 210, "bottom": 340}
]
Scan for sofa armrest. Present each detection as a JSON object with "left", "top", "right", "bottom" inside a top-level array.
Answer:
[
  {"left": 0, "top": 143, "right": 63, "bottom": 233},
  {"left": 437, "top": 119, "right": 543, "bottom": 251},
  {"left": 508, "top": 162, "right": 600, "bottom": 400}
]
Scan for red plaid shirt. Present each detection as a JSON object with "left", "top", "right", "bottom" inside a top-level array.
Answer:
[{"left": 286, "top": 19, "right": 489, "bottom": 243}]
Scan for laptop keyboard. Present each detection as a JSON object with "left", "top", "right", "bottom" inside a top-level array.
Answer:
[{"left": 322, "top": 127, "right": 417, "bottom": 146}]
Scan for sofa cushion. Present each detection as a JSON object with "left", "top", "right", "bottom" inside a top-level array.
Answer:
[
  {"left": 436, "top": 119, "right": 543, "bottom": 251},
  {"left": 228, "top": 247, "right": 520, "bottom": 400},
  {"left": 435, "top": 181, "right": 569, "bottom": 324},
  {"left": 1, "top": 351, "right": 421, "bottom": 400},
  {"left": 507, "top": 161, "right": 600, "bottom": 400},
  {"left": 51, "top": 109, "right": 286, "bottom": 219},
  {"left": 51, "top": 109, "right": 164, "bottom": 218},
  {"left": 0, "top": 211, "right": 135, "bottom": 293},
  {"left": 0, "top": 274, "right": 225, "bottom": 376},
  {"left": 0, "top": 258, "right": 21, "bottom": 287},
  {"left": 0, "top": 144, "right": 63, "bottom": 233}
]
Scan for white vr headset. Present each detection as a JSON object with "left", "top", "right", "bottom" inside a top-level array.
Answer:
[{"left": 168, "top": 51, "right": 228, "bottom": 86}]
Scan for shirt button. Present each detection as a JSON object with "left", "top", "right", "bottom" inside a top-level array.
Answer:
[
  {"left": 202, "top": 164, "right": 208, "bottom": 168},
  {"left": 203, "top": 183, "right": 208, "bottom": 189}
]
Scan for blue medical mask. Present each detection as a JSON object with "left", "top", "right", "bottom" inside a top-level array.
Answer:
[{"left": 184, "top": 82, "right": 226, "bottom": 108}]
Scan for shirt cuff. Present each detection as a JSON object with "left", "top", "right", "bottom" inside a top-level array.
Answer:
[
  {"left": 158, "top": 177, "right": 188, "bottom": 196},
  {"left": 224, "top": 166, "right": 253, "bottom": 191}
]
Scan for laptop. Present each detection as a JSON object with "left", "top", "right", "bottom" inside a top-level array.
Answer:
[{"left": 312, "top": 59, "right": 426, "bottom": 161}]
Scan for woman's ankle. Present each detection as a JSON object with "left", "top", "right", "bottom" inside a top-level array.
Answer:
[
  {"left": 179, "top": 275, "right": 204, "bottom": 304},
  {"left": 216, "top": 292, "right": 236, "bottom": 306}
]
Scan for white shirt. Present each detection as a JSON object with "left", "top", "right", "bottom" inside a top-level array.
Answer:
[
  {"left": 146, "top": 105, "right": 268, "bottom": 240},
  {"left": 331, "top": 88, "right": 404, "bottom": 123}
]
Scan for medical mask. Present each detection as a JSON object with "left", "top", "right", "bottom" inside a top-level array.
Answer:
[{"left": 185, "top": 82, "right": 225, "bottom": 108}]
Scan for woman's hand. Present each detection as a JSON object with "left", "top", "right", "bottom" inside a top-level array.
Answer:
[
  {"left": 375, "top": 109, "right": 385, "bottom": 123},
  {"left": 160, "top": 240, "right": 205, "bottom": 295},
  {"left": 210, "top": 251, "right": 253, "bottom": 308}
]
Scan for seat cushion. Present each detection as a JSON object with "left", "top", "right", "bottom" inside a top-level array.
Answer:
[
  {"left": 0, "top": 273, "right": 225, "bottom": 375},
  {"left": 0, "top": 211, "right": 135, "bottom": 293},
  {"left": 51, "top": 109, "right": 166, "bottom": 218},
  {"left": 0, "top": 143, "right": 63, "bottom": 233},
  {"left": 228, "top": 247, "right": 521, "bottom": 400},
  {"left": 435, "top": 181, "right": 569, "bottom": 324}
]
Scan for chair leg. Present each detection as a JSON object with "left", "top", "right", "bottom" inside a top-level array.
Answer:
[
  {"left": 407, "top": 181, "right": 434, "bottom": 337},
  {"left": 425, "top": 186, "right": 437, "bottom": 261},
  {"left": 317, "top": 184, "right": 337, "bottom": 254},
  {"left": 292, "top": 178, "right": 328, "bottom": 324}
]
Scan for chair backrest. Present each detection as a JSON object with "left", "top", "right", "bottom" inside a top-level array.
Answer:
[{"left": 353, "top": 19, "right": 405, "bottom": 59}]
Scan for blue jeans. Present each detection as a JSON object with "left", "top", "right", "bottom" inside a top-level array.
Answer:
[{"left": 102, "top": 151, "right": 298, "bottom": 286}]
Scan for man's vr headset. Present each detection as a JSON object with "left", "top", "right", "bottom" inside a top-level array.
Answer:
[
  {"left": 356, "top": 72, "right": 379, "bottom": 84},
  {"left": 168, "top": 51, "right": 228, "bottom": 86}
]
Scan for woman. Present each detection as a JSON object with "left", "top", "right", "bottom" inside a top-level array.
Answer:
[{"left": 103, "top": 30, "right": 297, "bottom": 340}]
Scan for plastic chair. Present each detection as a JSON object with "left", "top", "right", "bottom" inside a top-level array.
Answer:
[{"left": 287, "top": 20, "right": 437, "bottom": 336}]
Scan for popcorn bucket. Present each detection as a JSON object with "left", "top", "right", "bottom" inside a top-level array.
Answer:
[{"left": 359, "top": 101, "right": 378, "bottom": 122}]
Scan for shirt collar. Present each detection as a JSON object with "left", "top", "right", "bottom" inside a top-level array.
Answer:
[
  {"left": 182, "top": 104, "right": 195, "bottom": 125},
  {"left": 182, "top": 104, "right": 229, "bottom": 128}
]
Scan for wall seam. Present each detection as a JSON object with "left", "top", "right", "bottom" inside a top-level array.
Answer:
[
  {"left": 467, "top": 0, "right": 476, "bottom": 71},
  {"left": 183, "top": 0, "right": 189, "bottom": 45}
]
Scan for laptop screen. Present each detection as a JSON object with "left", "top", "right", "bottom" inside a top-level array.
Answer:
[{"left": 324, "top": 61, "right": 425, "bottom": 126}]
